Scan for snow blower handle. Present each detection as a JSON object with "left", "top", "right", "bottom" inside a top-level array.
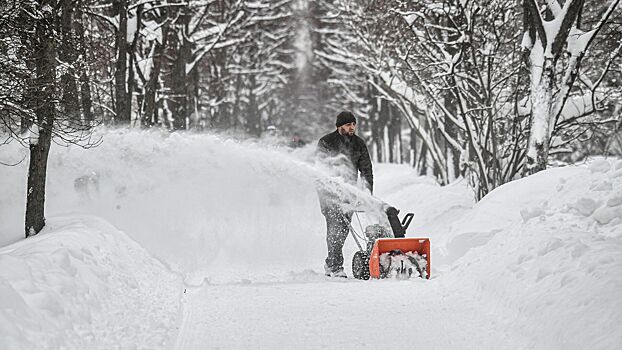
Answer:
[
  {"left": 386, "top": 207, "right": 413, "bottom": 238},
  {"left": 401, "top": 213, "right": 414, "bottom": 232}
]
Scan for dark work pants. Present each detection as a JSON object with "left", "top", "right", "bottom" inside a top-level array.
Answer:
[{"left": 322, "top": 206, "right": 353, "bottom": 272}]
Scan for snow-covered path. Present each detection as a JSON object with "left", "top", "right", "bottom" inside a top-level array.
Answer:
[
  {"left": 163, "top": 144, "right": 507, "bottom": 349},
  {"left": 174, "top": 275, "right": 529, "bottom": 350}
]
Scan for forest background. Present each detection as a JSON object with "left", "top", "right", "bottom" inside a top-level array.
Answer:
[{"left": 2, "top": 0, "right": 622, "bottom": 236}]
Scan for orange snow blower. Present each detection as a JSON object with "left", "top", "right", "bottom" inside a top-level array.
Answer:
[
  {"left": 368, "top": 238, "right": 430, "bottom": 279},
  {"left": 351, "top": 209, "right": 430, "bottom": 280}
]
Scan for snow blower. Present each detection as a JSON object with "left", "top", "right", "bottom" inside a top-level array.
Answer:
[{"left": 350, "top": 208, "right": 430, "bottom": 280}]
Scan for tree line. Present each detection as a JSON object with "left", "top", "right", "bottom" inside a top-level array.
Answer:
[{"left": 316, "top": 0, "right": 622, "bottom": 198}]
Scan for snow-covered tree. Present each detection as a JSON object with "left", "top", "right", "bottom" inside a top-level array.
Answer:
[
  {"left": 522, "top": 0, "right": 621, "bottom": 173},
  {"left": 318, "top": 0, "right": 622, "bottom": 199},
  {"left": 1, "top": 0, "right": 100, "bottom": 236}
]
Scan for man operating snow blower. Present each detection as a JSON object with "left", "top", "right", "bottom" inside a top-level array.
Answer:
[
  {"left": 316, "top": 111, "right": 373, "bottom": 278},
  {"left": 316, "top": 111, "right": 407, "bottom": 278}
]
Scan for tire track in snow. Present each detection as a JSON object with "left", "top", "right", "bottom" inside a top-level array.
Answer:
[{"left": 174, "top": 286, "right": 199, "bottom": 350}]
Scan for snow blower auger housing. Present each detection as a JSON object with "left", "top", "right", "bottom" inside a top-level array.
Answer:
[{"left": 351, "top": 210, "right": 430, "bottom": 280}]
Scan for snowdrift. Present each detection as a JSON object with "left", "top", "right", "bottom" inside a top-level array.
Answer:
[
  {"left": 0, "top": 216, "right": 181, "bottom": 350},
  {"left": 431, "top": 159, "right": 622, "bottom": 349}
]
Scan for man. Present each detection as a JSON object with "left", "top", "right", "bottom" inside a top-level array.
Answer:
[
  {"left": 316, "top": 111, "right": 373, "bottom": 278},
  {"left": 289, "top": 132, "right": 307, "bottom": 148}
]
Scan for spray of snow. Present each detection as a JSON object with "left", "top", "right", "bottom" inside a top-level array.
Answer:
[{"left": 0, "top": 128, "right": 386, "bottom": 284}]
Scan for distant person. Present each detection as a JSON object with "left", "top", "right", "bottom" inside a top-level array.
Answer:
[
  {"left": 265, "top": 125, "right": 278, "bottom": 137},
  {"left": 289, "top": 132, "right": 307, "bottom": 148},
  {"left": 262, "top": 125, "right": 282, "bottom": 145},
  {"left": 316, "top": 111, "right": 373, "bottom": 278},
  {"left": 74, "top": 171, "right": 100, "bottom": 200}
]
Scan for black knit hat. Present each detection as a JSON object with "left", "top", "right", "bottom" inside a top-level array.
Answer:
[{"left": 335, "top": 111, "right": 356, "bottom": 128}]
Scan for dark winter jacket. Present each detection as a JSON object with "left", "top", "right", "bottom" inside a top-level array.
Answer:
[{"left": 317, "top": 130, "right": 373, "bottom": 193}]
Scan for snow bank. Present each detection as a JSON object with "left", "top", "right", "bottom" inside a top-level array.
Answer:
[
  {"left": 438, "top": 158, "right": 622, "bottom": 349},
  {"left": 0, "top": 216, "right": 181, "bottom": 350}
]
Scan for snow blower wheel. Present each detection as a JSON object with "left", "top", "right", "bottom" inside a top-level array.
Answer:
[{"left": 352, "top": 250, "right": 370, "bottom": 280}]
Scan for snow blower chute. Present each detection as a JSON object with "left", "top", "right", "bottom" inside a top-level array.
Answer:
[{"left": 350, "top": 209, "right": 430, "bottom": 280}]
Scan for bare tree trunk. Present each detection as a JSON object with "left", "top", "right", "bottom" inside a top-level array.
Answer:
[
  {"left": 59, "top": 0, "right": 80, "bottom": 120},
  {"left": 443, "top": 94, "right": 460, "bottom": 179},
  {"left": 211, "top": 50, "right": 229, "bottom": 129},
  {"left": 26, "top": 125, "right": 53, "bottom": 237},
  {"left": 387, "top": 103, "right": 403, "bottom": 163},
  {"left": 170, "top": 9, "right": 192, "bottom": 131},
  {"left": 25, "top": 0, "right": 56, "bottom": 237},
  {"left": 142, "top": 26, "right": 169, "bottom": 128},
  {"left": 418, "top": 142, "right": 428, "bottom": 176},
  {"left": 369, "top": 89, "right": 380, "bottom": 161},
  {"left": 19, "top": 25, "right": 37, "bottom": 135},
  {"left": 114, "top": 0, "right": 130, "bottom": 124},
  {"left": 187, "top": 61, "right": 200, "bottom": 129},
  {"left": 387, "top": 102, "right": 395, "bottom": 163},
  {"left": 171, "top": 40, "right": 190, "bottom": 130},
  {"left": 230, "top": 74, "right": 242, "bottom": 130},
  {"left": 527, "top": 57, "right": 555, "bottom": 173},
  {"left": 370, "top": 86, "right": 387, "bottom": 162},
  {"left": 126, "top": 5, "right": 142, "bottom": 126},
  {"left": 75, "top": 1, "right": 94, "bottom": 124},
  {"left": 410, "top": 127, "right": 417, "bottom": 167},
  {"left": 417, "top": 114, "right": 429, "bottom": 175},
  {"left": 523, "top": 0, "right": 583, "bottom": 174},
  {"left": 247, "top": 73, "right": 260, "bottom": 136}
]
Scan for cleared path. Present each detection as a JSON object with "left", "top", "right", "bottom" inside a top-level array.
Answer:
[{"left": 174, "top": 272, "right": 532, "bottom": 350}]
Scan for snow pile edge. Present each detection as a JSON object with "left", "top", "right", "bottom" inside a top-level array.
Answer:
[
  {"left": 445, "top": 159, "right": 622, "bottom": 349},
  {"left": 0, "top": 216, "right": 182, "bottom": 350}
]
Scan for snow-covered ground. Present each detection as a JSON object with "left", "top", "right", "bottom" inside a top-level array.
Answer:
[
  {"left": 0, "top": 129, "right": 621, "bottom": 349},
  {"left": 0, "top": 216, "right": 181, "bottom": 349}
]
